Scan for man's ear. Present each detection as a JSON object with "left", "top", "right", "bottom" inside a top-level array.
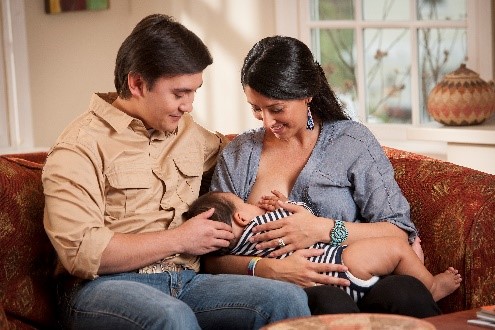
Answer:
[
  {"left": 127, "top": 72, "right": 145, "bottom": 97},
  {"left": 233, "top": 212, "right": 251, "bottom": 227}
]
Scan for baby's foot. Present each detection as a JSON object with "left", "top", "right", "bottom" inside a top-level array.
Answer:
[{"left": 431, "top": 267, "right": 462, "bottom": 301}]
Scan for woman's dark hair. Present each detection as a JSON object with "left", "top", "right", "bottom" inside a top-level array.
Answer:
[
  {"left": 241, "top": 35, "right": 350, "bottom": 122},
  {"left": 114, "top": 14, "right": 213, "bottom": 98}
]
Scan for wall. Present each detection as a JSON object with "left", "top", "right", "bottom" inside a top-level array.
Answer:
[
  {"left": 22, "top": 0, "right": 495, "bottom": 156},
  {"left": 25, "top": 0, "right": 274, "bottom": 148}
]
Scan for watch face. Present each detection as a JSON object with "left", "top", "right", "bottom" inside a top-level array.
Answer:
[{"left": 331, "top": 221, "right": 348, "bottom": 246}]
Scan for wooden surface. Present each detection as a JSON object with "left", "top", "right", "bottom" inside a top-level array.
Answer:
[
  {"left": 262, "top": 313, "right": 436, "bottom": 329},
  {"left": 425, "top": 308, "right": 486, "bottom": 329}
]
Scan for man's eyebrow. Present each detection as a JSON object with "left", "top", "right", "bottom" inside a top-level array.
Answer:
[
  {"left": 172, "top": 88, "right": 194, "bottom": 93},
  {"left": 172, "top": 83, "right": 203, "bottom": 93}
]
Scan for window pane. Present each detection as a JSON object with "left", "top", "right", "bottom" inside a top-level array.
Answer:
[
  {"left": 418, "top": 0, "right": 466, "bottom": 21},
  {"left": 363, "top": 0, "right": 409, "bottom": 20},
  {"left": 312, "top": 28, "right": 359, "bottom": 119},
  {"left": 418, "top": 27, "right": 467, "bottom": 123},
  {"left": 364, "top": 28, "right": 412, "bottom": 123},
  {"left": 310, "top": 0, "right": 354, "bottom": 21}
]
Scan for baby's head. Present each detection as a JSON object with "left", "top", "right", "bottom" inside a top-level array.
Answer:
[
  {"left": 185, "top": 191, "right": 237, "bottom": 226},
  {"left": 184, "top": 191, "right": 264, "bottom": 254}
]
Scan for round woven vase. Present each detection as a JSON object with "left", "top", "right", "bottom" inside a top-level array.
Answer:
[{"left": 427, "top": 64, "right": 495, "bottom": 126}]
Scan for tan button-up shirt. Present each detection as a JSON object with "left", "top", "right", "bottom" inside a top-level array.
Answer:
[{"left": 43, "top": 93, "right": 227, "bottom": 279}]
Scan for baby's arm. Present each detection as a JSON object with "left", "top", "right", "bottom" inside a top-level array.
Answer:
[{"left": 257, "top": 190, "right": 288, "bottom": 211}]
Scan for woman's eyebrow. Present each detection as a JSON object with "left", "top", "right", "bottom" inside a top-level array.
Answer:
[{"left": 248, "top": 101, "right": 284, "bottom": 108}]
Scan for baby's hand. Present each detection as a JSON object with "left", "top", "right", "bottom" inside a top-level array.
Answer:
[
  {"left": 412, "top": 236, "right": 425, "bottom": 264},
  {"left": 258, "top": 190, "right": 288, "bottom": 211}
]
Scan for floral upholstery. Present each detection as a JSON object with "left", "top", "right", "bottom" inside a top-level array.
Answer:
[
  {"left": 0, "top": 153, "right": 58, "bottom": 329},
  {"left": 383, "top": 146, "right": 495, "bottom": 313},
  {"left": 0, "top": 146, "right": 494, "bottom": 328}
]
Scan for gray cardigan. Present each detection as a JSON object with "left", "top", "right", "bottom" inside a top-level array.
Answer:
[{"left": 210, "top": 120, "right": 417, "bottom": 242}]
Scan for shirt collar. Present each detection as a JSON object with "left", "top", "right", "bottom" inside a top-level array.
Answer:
[
  {"left": 90, "top": 92, "right": 184, "bottom": 139},
  {"left": 90, "top": 92, "right": 142, "bottom": 134}
]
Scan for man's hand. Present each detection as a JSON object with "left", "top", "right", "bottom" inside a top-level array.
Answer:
[{"left": 175, "top": 208, "right": 234, "bottom": 256}]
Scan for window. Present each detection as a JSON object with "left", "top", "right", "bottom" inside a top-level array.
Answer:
[
  {"left": 276, "top": 0, "right": 493, "bottom": 148},
  {"left": 1, "top": 0, "right": 33, "bottom": 152}
]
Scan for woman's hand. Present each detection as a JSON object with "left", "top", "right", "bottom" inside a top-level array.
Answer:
[
  {"left": 257, "top": 189, "right": 288, "bottom": 212},
  {"left": 250, "top": 201, "right": 331, "bottom": 257},
  {"left": 257, "top": 249, "right": 350, "bottom": 288},
  {"left": 411, "top": 236, "right": 424, "bottom": 264}
]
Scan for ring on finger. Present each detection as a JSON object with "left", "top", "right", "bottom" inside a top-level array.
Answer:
[{"left": 278, "top": 238, "right": 286, "bottom": 248}]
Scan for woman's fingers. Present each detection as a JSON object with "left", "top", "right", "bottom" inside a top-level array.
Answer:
[{"left": 286, "top": 250, "right": 351, "bottom": 287}]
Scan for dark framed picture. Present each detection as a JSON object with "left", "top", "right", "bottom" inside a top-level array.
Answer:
[{"left": 45, "top": 0, "right": 110, "bottom": 14}]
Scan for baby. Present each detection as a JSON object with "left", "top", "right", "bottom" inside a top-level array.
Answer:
[{"left": 185, "top": 191, "right": 462, "bottom": 303}]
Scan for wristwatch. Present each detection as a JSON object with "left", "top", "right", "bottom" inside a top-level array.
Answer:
[{"left": 330, "top": 220, "right": 348, "bottom": 247}]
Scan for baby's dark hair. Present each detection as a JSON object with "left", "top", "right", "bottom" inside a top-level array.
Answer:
[
  {"left": 184, "top": 191, "right": 236, "bottom": 225},
  {"left": 184, "top": 191, "right": 236, "bottom": 255}
]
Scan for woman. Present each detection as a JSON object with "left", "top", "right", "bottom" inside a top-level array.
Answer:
[{"left": 205, "top": 36, "right": 441, "bottom": 317}]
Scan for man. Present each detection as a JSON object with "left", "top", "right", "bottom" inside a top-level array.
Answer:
[{"left": 42, "top": 14, "right": 310, "bottom": 329}]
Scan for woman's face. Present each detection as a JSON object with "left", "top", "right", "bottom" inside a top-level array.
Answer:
[{"left": 244, "top": 86, "right": 310, "bottom": 140}]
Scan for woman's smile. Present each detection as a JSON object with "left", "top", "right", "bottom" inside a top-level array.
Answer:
[{"left": 270, "top": 122, "right": 286, "bottom": 134}]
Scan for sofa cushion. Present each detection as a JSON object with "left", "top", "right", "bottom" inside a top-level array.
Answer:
[{"left": 0, "top": 153, "right": 58, "bottom": 329}]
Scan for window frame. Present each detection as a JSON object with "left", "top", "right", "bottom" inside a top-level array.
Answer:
[
  {"left": 1, "top": 0, "right": 33, "bottom": 153},
  {"left": 275, "top": 0, "right": 493, "bottom": 152}
]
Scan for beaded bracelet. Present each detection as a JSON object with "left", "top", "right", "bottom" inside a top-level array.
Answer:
[
  {"left": 330, "top": 220, "right": 348, "bottom": 247},
  {"left": 247, "top": 257, "right": 262, "bottom": 276}
]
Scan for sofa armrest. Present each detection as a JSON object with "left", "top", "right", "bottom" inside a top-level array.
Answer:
[
  {"left": 0, "top": 305, "right": 7, "bottom": 330},
  {"left": 384, "top": 147, "right": 495, "bottom": 313},
  {"left": 0, "top": 153, "right": 58, "bottom": 329}
]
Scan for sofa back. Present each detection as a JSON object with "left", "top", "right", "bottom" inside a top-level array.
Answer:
[{"left": 0, "top": 147, "right": 494, "bottom": 328}]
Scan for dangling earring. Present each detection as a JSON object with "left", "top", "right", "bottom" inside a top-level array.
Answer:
[{"left": 306, "top": 105, "right": 315, "bottom": 130}]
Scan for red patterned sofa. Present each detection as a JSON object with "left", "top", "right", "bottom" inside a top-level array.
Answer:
[{"left": 1, "top": 147, "right": 494, "bottom": 329}]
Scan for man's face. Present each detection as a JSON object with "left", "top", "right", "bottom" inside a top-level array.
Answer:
[{"left": 138, "top": 73, "right": 203, "bottom": 133}]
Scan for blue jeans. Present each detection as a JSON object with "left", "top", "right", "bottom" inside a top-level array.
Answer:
[{"left": 58, "top": 270, "right": 310, "bottom": 330}]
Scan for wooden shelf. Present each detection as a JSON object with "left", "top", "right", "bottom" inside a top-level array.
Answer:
[{"left": 407, "top": 116, "right": 495, "bottom": 145}]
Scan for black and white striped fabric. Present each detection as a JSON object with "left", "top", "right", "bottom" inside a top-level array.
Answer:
[{"left": 230, "top": 205, "right": 380, "bottom": 302}]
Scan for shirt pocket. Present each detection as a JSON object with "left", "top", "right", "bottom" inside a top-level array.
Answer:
[
  {"left": 105, "top": 157, "right": 152, "bottom": 219},
  {"left": 306, "top": 170, "right": 354, "bottom": 219},
  {"left": 172, "top": 152, "right": 203, "bottom": 204},
  {"left": 158, "top": 151, "right": 203, "bottom": 216},
  {"left": 316, "top": 169, "right": 350, "bottom": 188}
]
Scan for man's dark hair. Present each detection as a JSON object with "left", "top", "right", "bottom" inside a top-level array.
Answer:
[{"left": 114, "top": 14, "right": 213, "bottom": 98}]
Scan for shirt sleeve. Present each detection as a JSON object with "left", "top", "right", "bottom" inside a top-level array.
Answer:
[
  {"left": 210, "top": 131, "right": 260, "bottom": 201},
  {"left": 348, "top": 130, "right": 417, "bottom": 242},
  {"left": 43, "top": 143, "right": 113, "bottom": 279},
  {"left": 210, "top": 150, "right": 239, "bottom": 195}
]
